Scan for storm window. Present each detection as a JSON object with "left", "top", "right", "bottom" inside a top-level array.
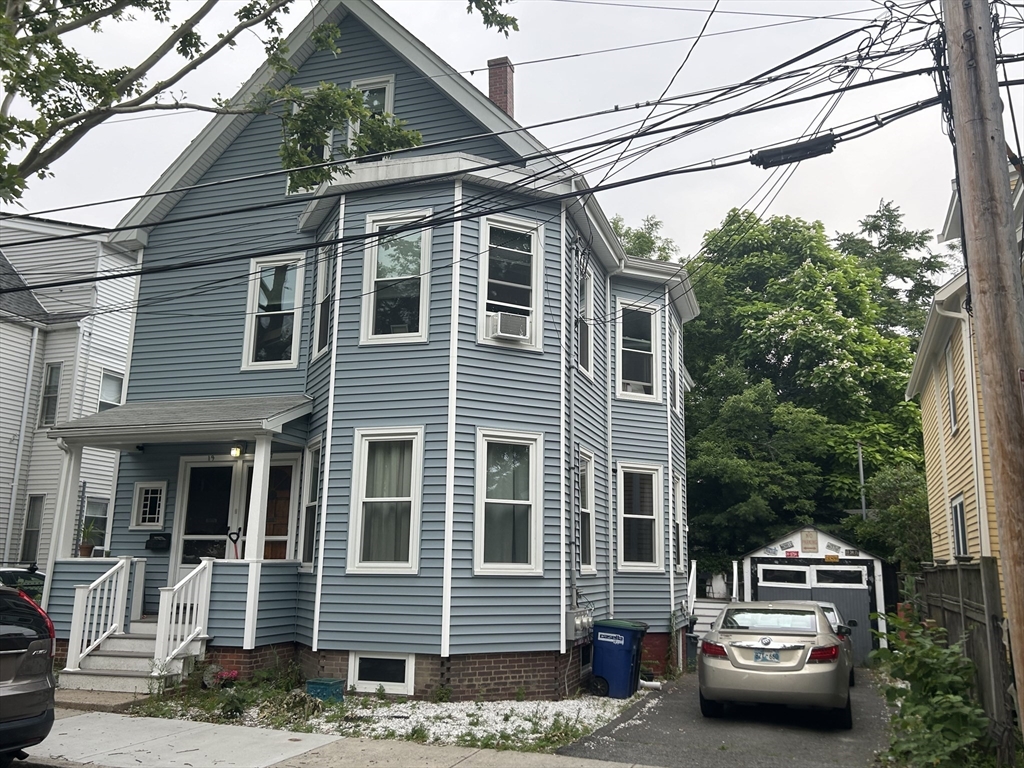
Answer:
[
  {"left": 619, "top": 465, "right": 662, "bottom": 570},
  {"left": 618, "top": 305, "right": 658, "bottom": 399},
  {"left": 243, "top": 254, "right": 304, "bottom": 369},
  {"left": 476, "top": 429, "right": 542, "bottom": 574},
  {"left": 361, "top": 213, "right": 430, "bottom": 343}
]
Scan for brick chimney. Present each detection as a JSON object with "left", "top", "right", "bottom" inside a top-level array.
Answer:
[{"left": 487, "top": 57, "right": 514, "bottom": 119}]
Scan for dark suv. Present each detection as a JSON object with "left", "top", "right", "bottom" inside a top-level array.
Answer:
[{"left": 0, "top": 586, "right": 55, "bottom": 768}]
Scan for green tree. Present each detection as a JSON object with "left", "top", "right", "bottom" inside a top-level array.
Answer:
[
  {"left": 841, "top": 464, "right": 932, "bottom": 571},
  {"left": 610, "top": 214, "right": 679, "bottom": 261},
  {"left": 0, "top": 0, "right": 517, "bottom": 200},
  {"left": 681, "top": 206, "right": 942, "bottom": 564}
]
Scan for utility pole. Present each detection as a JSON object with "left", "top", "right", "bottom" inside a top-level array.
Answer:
[{"left": 942, "top": 0, "right": 1024, "bottom": 741}]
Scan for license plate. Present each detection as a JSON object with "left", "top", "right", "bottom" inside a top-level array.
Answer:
[{"left": 754, "top": 650, "right": 780, "bottom": 663}]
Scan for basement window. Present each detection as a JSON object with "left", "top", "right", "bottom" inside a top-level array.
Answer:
[{"left": 348, "top": 652, "right": 415, "bottom": 695}]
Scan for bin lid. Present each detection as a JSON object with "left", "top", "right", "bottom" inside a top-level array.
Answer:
[{"left": 594, "top": 619, "right": 648, "bottom": 630}]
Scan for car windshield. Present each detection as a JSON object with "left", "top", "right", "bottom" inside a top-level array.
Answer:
[{"left": 722, "top": 608, "right": 818, "bottom": 632}]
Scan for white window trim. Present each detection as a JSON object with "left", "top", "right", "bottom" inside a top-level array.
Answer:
[
  {"left": 347, "top": 75, "right": 396, "bottom": 150},
  {"left": 347, "top": 426, "right": 424, "bottom": 574},
  {"left": 616, "top": 300, "right": 661, "bottom": 403},
  {"left": 359, "top": 211, "right": 432, "bottom": 345},
  {"left": 241, "top": 253, "right": 305, "bottom": 371},
  {"left": 810, "top": 565, "right": 868, "bottom": 589},
  {"left": 38, "top": 361, "right": 63, "bottom": 428},
  {"left": 347, "top": 651, "right": 415, "bottom": 695},
  {"left": 298, "top": 439, "right": 322, "bottom": 570},
  {"left": 945, "top": 340, "right": 958, "bottom": 434},
  {"left": 616, "top": 462, "right": 663, "bottom": 572},
  {"left": 98, "top": 368, "right": 124, "bottom": 412},
  {"left": 670, "top": 319, "right": 681, "bottom": 416},
  {"left": 674, "top": 474, "right": 686, "bottom": 573},
  {"left": 129, "top": 481, "right": 167, "bottom": 530},
  {"left": 757, "top": 563, "right": 809, "bottom": 588},
  {"left": 579, "top": 267, "right": 594, "bottom": 379},
  {"left": 579, "top": 449, "right": 596, "bottom": 575},
  {"left": 951, "top": 494, "right": 968, "bottom": 557},
  {"left": 312, "top": 248, "right": 333, "bottom": 360},
  {"left": 477, "top": 214, "right": 544, "bottom": 352},
  {"left": 284, "top": 88, "right": 335, "bottom": 197},
  {"left": 474, "top": 428, "right": 544, "bottom": 576}
]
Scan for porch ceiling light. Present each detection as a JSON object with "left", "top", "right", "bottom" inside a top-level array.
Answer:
[{"left": 230, "top": 444, "right": 243, "bottom": 458}]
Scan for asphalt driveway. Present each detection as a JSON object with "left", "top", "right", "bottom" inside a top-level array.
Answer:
[{"left": 558, "top": 671, "right": 890, "bottom": 768}]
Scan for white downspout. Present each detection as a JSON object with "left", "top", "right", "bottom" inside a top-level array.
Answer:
[
  {"left": 665, "top": 287, "right": 675, "bottom": 616},
  {"left": 935, "top": 304, "right": 991, "bottom": 556},
  {"left": 4, "top": 325, "right": 39, "bottom": 564}
]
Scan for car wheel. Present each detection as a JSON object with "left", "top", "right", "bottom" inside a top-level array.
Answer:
[
  {"left": 589, "top": 676, "right": 610, "bottom": 697},
  {"left": 832, "top": 696, "right": 853, "bottom": 730},
  {"left": 849, "top": 667, "right": 856, "bottom": 687},
  {"left": 699, "top": 690, "right": 724, "bottom": 718}
]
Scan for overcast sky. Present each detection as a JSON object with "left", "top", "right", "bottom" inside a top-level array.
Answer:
[{"left": 6, "top": 0, "right": 1023, "bottom": 260}]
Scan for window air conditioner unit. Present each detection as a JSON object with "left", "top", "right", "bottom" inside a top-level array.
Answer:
[{"left": 488, "top": 312, "right": 530, "bottom": 341}]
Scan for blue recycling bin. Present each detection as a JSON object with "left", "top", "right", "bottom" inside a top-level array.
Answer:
[{"left": 590, "top": 619, "right": 648, "bottom": 698}]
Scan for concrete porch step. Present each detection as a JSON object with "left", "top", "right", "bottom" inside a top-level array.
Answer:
[
  {"left": 80, "top": 649, "right": 186, "bottom": 675},
  {"left": 59, "top": 667, "right": 178, "bottom": 695},
  {"left": 128, "top": 618, "right": 159, "bottom": 637}
]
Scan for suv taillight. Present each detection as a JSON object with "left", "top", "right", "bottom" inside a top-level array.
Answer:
[
  {"left": 808, "top": 644, "right": 839, "bottom": 663},
  {"left": 19, "top": 589, "right": 55, "bottom": 659},
  {"left": 701, "top": 640, "right": 728, "bottom": 658}
]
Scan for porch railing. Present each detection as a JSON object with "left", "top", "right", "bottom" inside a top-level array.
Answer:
[
  {"left": 153, "top": 557, "right": 213, "bottom": 672},
  {"left": 686, "top": 559, "right": 698, "bottom": 616},
  {"left": 65, "top": 555, "right": 133, "bottom": 671}
]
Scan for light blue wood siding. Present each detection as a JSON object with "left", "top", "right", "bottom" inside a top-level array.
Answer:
[
  {"left": 207, "top": 561, "right": 248, "bottom": 647},
  {"left": 46, "top": 560, "right": 125, "bottom": 637},
  {"left": 568, "top": 228, "right": 612, "bottom": 620},
  {"left": 296, "top": 572, "right": 316, "bottom": 645},
  {"left": 447, "top": 187, "right": 564, "bottom": 654},
  {"left": 610, "top": 278, "right": 673, "bottom": 630},
  {"left": 256, "top": 563, "right": 299, "bottom": 645}
]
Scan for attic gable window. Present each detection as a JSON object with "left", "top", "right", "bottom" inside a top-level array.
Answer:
[
  {"left": 242, "top": 254, "right": 305, "bottom": 370},
  {"left": 349, "top": 76, "right": 395, "bottom": 152}
]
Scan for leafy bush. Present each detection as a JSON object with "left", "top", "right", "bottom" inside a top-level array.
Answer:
[{"left": 872, "top": 610, "right": 993, "bottom": 768}]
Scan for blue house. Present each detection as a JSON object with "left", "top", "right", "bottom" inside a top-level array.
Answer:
[{"left": 41, "top": 0, "right": 699, "bottom": 699}]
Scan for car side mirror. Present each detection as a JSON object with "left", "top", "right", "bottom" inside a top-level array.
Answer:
[
  {"left": 835, "top": 624, "right": 852, "bottom": 637},
  {"left": 847, "top": 619, "right": 858, "bottom": 628}
]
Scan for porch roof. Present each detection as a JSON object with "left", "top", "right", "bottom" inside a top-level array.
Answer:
[{"left": 48, "top": 394, "right": 312, "bottom": 450}]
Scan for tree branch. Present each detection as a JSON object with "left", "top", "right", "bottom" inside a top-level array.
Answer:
[
  {"left": 113, "top": 0, "right": 219, "bottom": 97},
  {"left": 117, "top": 0, "right": 293, "bottom": 107},
  {"left": 109, "top": 100, "right": 260, "bottom": 115},
  {"left": 22, "top": 0, "right": 139, "bottom": 44}
]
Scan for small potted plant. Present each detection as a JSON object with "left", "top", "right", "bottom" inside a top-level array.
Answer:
[{"left": 78, "top": 521, "right": 101, "bottom": 557}]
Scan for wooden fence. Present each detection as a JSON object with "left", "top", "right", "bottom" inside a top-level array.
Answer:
[{"left": 917, "top": 557, "right": 1016, "bottom": 765}]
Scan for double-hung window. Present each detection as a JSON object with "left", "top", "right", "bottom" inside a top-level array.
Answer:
[
  {"left": 579, "top": 451, "right": 595, "bottom": 572},
  {"left": 945, "top": 340, "right": 958, "bottom": 433},
  {"left": 475, "top": 429, "right": 543, "bottom": 574},
  {"left": 39, "top": 362, "right": 62, "bottom": 427},
  {"left": 618, "top": 303, "right": 659, "bottom": 400},
  {"left": 579, "top": 268, "right": 593, "bottom": 376},
  {"left": 361, "top": 212, "right": 430, "bottom": 343},
  {"left": 951, "top": 494, "right": 967, "bottom": 557},
  {"left": 301, "top": 442, "right": 322, "bottom": 565},
  {"left": 313, "top": 248, "right": 333, "bottom": 357},
  {"left": 19, "top": 496, "right": 44, "bottom": 563},
  {"left": 479, "top": 216, "right": 542, "bottom": 348},
  {"left": 619, "top": 464, "right": 662, "bottom": 570},
  {"left": 99, "top": 371, "right": 123, "bottom": 412},
  {"left": 348, "top": 427, "right": 423, "bottom": 573},
  {"left": 349, "top": 76, "right": 395, "bottom": 152},
  {"left": 243, "top": 254, "right": 304, "bottom": 370}
]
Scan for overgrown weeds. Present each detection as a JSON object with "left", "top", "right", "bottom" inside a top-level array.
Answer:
[{"left": 872, "top": 609, "right": 995, "bottom": 768}]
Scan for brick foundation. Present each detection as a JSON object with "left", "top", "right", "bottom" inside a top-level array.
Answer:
[
  {"left": 641, "top": 632, "right": 672, "bottom": 676},
  {"left": 237, "top": 642, "right": 588, "bottom": 701},
  {"left": 54, "top": 638, "right": 68, "bottom": 671},
  {"left": 204, "top": 642, "right": 296, "bottom": 679}
]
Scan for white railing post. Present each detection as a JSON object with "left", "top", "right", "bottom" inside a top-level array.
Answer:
[
  {"left": 686, "top": 559, "right": 698, "bottom": 616},
  {"left": 731, "top": 560, "right": 739, "bottom": 602},
  {"left": 113, "top": 556, "right": 132, "bottom": 634},
  {"left": 197, "top": 558, "right": 214, "bottom": 637},
  {"left": 130, "top": 559, "right": 147, "bottom": 622},
  {"left": 65, "top": 584, "right": 89, "bottom": 671},
  {"left": 154, "top": 587, "right": 174, "bottom": 668}
]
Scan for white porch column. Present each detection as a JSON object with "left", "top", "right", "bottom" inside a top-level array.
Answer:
[
  {"left": 243, "top": 434, "right": 272, "bottom": 560},
  {"left": 41, "top": 442, "right": 83, "bottom": 610}
]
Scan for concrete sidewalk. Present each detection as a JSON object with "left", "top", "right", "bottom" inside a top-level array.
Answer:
[{"left": 26, "top": 711, "right": 656, "bottom": 768}]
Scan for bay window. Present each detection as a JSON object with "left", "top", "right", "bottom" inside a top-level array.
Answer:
[{"left": 361, "top": 212, "right": 431, "bottom": 343}]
